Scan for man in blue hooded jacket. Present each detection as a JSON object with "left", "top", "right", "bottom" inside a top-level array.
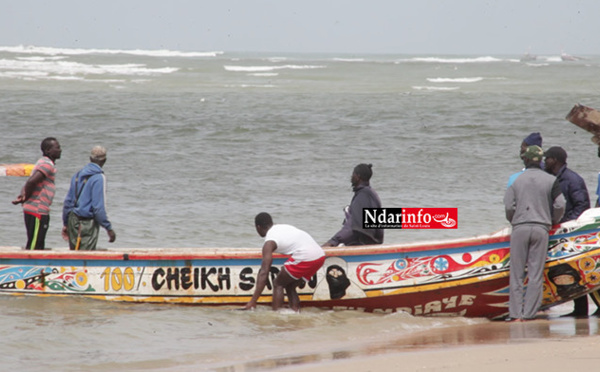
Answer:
[{"left": 62, "top": 146, "right": 116, "bottom": 250}]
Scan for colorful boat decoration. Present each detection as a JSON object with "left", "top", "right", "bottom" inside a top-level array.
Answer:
[
  {"left": 0, "top": 163, "right": 34, "bottom": 177},
  {"left": 2, "top": 208, "right": 600, "bottom": 319}
]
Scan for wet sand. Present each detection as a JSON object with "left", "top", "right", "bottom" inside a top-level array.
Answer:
[{"left": 271, "top": 315, "right": 600, "bottom": 372}]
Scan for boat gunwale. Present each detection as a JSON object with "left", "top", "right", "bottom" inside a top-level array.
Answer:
[
  {"left": 0, "top": 231, "right": 511, "bottom": 261},
  {"left": 0, "top": 219, "right": 597, "bottom": 262}
]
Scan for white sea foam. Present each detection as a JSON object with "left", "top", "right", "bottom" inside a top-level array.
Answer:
[
  {"left": 266, "top": 57, "right": 288, "bottom": 62},
  {"left": 427, "top": 77, "right": 484, "bottom": 83},
  {"left": 412, "top": 86, "right": 460, "bottom": 91},
  {"left": 46, "top": 75, "right": 85, "bottom": 81},
  {"left": 224, "top": 64, "right": 325, "bottom": 72},
  {"left": 225, "top": 84, "right": 276, "bottom": 88},
  {"left": 0, "top": 45, "right": 222, "bottom": 58},
  {"left": 400, "top": 56, "right": 503, "bottom": 64},
  {"left": 0, "top": 58, "right": 178, "bottom": 78},
  {"left": 0, "top": 70, "right": 48, "bottom": 79},
  {"left": 248, "top": 73, "right": 279, "bottom": 77},
  {"left": 333, "top": 58, "right": 365, "bottom": 62},
  {"left": 17, "top": 56, "right": 67, "bottom": 61}
]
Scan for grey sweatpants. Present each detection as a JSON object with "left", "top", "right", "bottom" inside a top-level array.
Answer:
[{"left": 509, "top": 223, "right": 549, "bottom": 319}]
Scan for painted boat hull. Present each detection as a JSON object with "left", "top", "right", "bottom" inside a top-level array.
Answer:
[{"left": 3, "top": 208, "right": 600, "bottom": 319}]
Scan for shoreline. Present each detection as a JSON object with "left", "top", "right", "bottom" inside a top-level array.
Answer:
[
  {"left": 239, "top": 316, "right": 600, "bottom": 372},
  {"left": 286, "top": 336, "right": 600, "bottom": 372}
]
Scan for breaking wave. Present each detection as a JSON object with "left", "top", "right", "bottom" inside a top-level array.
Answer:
[
  {"left": 0, "top": 45, "right": 222, "bottom": 58},
  {"left": 427, "top": 77, "right": 484, "bottom": 83},
  {"left": 224, "top": 64, "right": 325, "bottom": 72}
]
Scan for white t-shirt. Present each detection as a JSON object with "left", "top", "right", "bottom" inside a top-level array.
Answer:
[{"left": 264, "top": 224, "right": 325, "bottom": 262}]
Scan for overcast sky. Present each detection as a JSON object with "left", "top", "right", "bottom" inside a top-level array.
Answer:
[{"left": 2, "top": 1, "right": 600, "bottom": 55}]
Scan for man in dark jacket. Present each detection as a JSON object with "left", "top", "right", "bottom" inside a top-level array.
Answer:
[
  {"left": 62, "top": 146, "right": 116, "bottom": 250},
  {"left": 545, "top": 146, "right": 597, "bottom": 317},
  {"left": 323, "top": 163, "right": 383, "bottom": 247}
]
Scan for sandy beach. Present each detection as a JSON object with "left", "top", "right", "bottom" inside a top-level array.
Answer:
[{"left": 276, "top": 315, "right": 600, "bottom": 372}]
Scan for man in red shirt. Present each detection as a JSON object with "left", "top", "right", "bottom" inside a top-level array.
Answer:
[{"left": 13, "top": 137, "right": 62, "bottom": 250}]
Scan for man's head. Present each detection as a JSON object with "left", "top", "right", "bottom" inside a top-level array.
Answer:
[
  {"left": 520, "top": 132, "right": 542, "bottom": 155},
  {"left": 522, "top": 145, "right": 544, "bottom": 168},
  {"left": 41, "top": 137, "right": 61, "bottom": 161},
  {"left": 90, "top": 146, "right": 107, "bottom": 167},
  {"left": 351, "top": 163, "right": 373, "bottom": 187},
  {"left": 544, "top": 146, "right": 567, "bottom": 175},
  {"left": 254, "top": 212, "right": 273, "bottom": 237}
]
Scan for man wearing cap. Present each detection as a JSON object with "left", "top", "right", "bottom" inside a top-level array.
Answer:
[
  {"left": 62, "top": 146, "right": 116, "bottom": 250},
  {"left": 504, "top": 145, "right": 565, "bottom": 321},
  {"left": 544, "top": 146, "right": 596, "bottom": 316},
  {"left": 507, "top": 132, "right": 543, "bottom": 187}
]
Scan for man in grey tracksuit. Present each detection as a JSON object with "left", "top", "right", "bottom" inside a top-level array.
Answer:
[{"left": 504, "top": 145, "right": 566, "bottom": 320}]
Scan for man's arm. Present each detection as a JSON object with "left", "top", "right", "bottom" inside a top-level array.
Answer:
[
  {"left": 323, "top": 207, "right": 353, "bottom": 246},
  {"left": 243, "top": 240, "right": 277, "bottom": 310},
  {"left": 12, "top": 170, "right": 45, "bottom": 205},
  {"left": 503, "top": 186, "right": 516, "bottom": 222},
  {"left": 90, "top": 175, "right": 116, "bottom": 242},
  {"left": 551, "top": 179, "right": 566, "bottom": 224},
  {"left": 567, "top": 179, "right": 591, "bottom": 221}
]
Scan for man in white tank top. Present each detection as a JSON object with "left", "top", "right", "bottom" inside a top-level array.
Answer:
[{"left": 243, "top": 212, "right": 325, "bottom": 311}]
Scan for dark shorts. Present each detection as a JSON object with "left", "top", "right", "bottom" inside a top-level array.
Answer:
[{"left": 24, "top": 212, "right": 49, "bottom": 250}]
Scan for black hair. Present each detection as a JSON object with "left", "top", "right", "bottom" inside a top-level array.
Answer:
[
  {"left": 41, "top": 137, "right": 57, "bottom": 155},
  {"left": 254, "top": 212, "right": 273, "bottom": 227},
  {"left": 545, "top": 146, "right": 567, "bottom": 164},
  {"left": 353, "top": 163, "right": 373, "bottom": 182}
]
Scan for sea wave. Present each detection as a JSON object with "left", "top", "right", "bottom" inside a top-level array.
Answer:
[
  {"left": 0, "top": 45, "right": 222, "bottom": 58},
  {"left": 225, "top": 84, "right": 276, "bottom": 88},
  {"left": 412, "top": 86, "right": 460, "bottom": 91},
  {"left": 427, "top": 77, "right": 484, "bottom": 83},
  {"left": 248, "top": 73, "right": 279, "bottom": 77},
  {"left": 224, "top": 64, "right": 325, "bottom": 72},
  {"left": 0, "top": 58, "right": 178, "bottom": 79},
  {"left": 399, "top": 56, "right": 503, "bottom": 64},
  {"left": 17, "top": 56, "right": 67, "bottom": 61},
  {"left": 266, "top": 57, "right": 288, "bottom": 63},
  {"left": 332, "top": 58, "right": 366, "bottom": 62}
]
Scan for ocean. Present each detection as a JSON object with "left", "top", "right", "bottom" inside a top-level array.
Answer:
[{"left": 1, "top": 45, "right": 600, "bottom": 371}]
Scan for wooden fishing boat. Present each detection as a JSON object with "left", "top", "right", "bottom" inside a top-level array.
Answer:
[{"left": 2, "top": 208, "right": 600, "bottom": 319}]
